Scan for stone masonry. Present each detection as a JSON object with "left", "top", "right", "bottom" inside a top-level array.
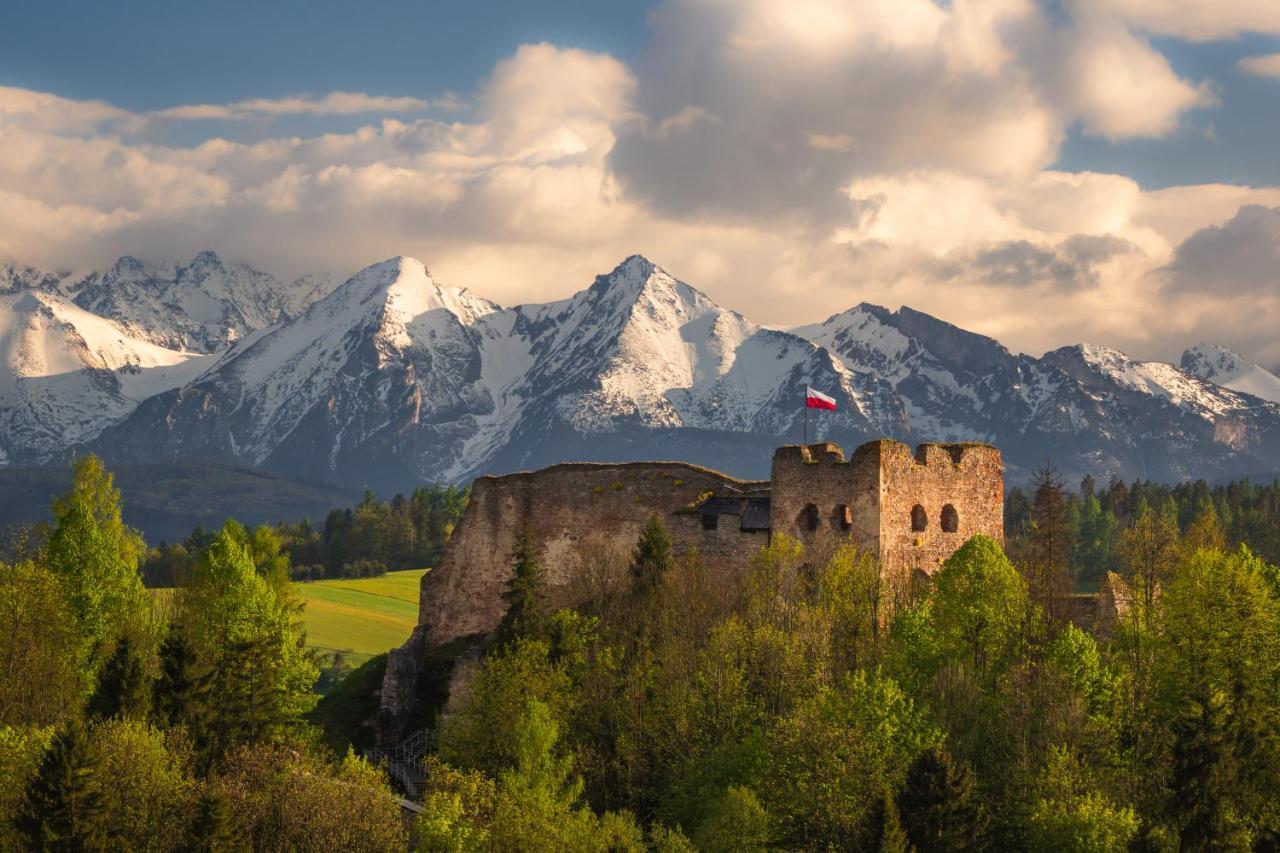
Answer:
[{"left": 379, "top": 440, "right": 1004, "bottom": 743}]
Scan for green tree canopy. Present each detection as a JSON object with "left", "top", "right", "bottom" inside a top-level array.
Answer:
[{"left": 44, "top": 455, "right": 151, "bottom": 678}]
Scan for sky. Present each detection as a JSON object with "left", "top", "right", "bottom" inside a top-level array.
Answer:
[{"left": 3, "top": 0, "right": 1280, "bottom": 367}]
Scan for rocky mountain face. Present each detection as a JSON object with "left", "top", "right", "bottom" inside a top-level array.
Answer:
[
  {"left": 1, "top": 251, "right": 337, "bottom": 354},
  {"left": 1, "top": 251, "right": 1278, "bottom": 490},
  {"left": 1181, "top": 343, "right": 1280, "bottom": 405}
]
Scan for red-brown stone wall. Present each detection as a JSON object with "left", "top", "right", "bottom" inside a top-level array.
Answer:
[
  {"left": 877, "top": 442, "right": 1004, "bottom": 579},
  {"left": 418, "top": 461, "right": 766, "bottom": 649}
]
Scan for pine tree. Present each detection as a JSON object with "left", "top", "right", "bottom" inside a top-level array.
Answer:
[
  {"left": 15, "top": 719, "right": 110, "bottom": 851},
  {"left": 496, "top": 529, "right": 546, "bottom": 648},
  {"left": 184, "top": 791, "right": 242, "bottom": 852},
  {"left": 897, "top": 747, "right": 985, "bottom": 852},
  {"left": 867, "top": 786, "right": 912, "bottom": 853},
  {"left": 153, "top": 630, "right": 197, "bottom": 728},
  {"left": 1022, "top": 464, "right": 1072, "bottom": 624},
  {"left": 630, "top": 515, "right": 673, "bottom": 597},
  {"left": 86, "top": 634, "right": 149, "bottom": 720}
]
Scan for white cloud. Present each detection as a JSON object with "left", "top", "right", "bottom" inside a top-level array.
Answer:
[
  {"left": 0, "top": 11, "right": 1277, "bottom": 367},
  {"left": 1239, "top": 53, "right": 1280, "bottom": 78},
  {"left": 1087, "top": 0, "right": 1280, "bottom": 41},
  {"left": 151, "top": 91, "right": 456, "bottom": 121}
]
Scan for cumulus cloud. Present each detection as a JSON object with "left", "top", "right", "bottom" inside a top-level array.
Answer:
[
  {"left": 0, "top": 4, "right": 1277, "bottom": 367},
  {"left": 1163, "top": 205, "right": 1280, "bottom": 296},
  {"left": 1091, "top": 0, "right": 1280, "bottom": 41},
  {"left": 1239, "top": 53, "right": 1280, "bottom": 78},
  {"left": 606, "top": 0, "right": 1214, "bottom": 224}
]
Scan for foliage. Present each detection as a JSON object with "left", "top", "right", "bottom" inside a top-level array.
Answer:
[
  {"left": 15, "top": 719, "right": 111, "bottom": 851},
  {"left": 44, "top": 454, "right": 151, "bottom": 682},
  {"left": 437, "top": 639, "right": 571, "bottom": 777},
  {"left": 0, "top": 560, "right": 82, "bottom": 726},
  {"left": 692, "top": 785, "right": 772, "bottom": 853},
  {"left": 308, "top": 654, "right": 388, "bottom": 755},
  {"left": 174, "top": 525, "right": 317, "bottom": 762},
  {"left": 0, "top": 725, "right": 53, "bottom": 850},
  {"left": 211, "top": 741, "right": 407, "bottom": 852},
  {"left": 1026, "top": 747, "right": 1138, "bottom": 853},
  {"left": 1152, "top": 545, "right": 1280, "bottom": 847},
  {"left": 630, "top": 514, "right": 673, "bottom": 597},
  {"left": 86, "top": 633, "right": 150, "bottom": 721},
  {"left": 896, "top": 746, "right": 987, "bottom": 852},
  {"left": 497, "top": 528, "right": 547, "bottom": 648},
  {"left": 764, "top": 673, "right": 939, "bottom": 847},
  {"left": 91, "top": 718, "right": 199, "bottom": 852},
  {"left": 929, "top": 535, "right": 1030, "bottom": 679}
]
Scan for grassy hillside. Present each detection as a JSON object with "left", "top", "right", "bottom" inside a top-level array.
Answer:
[{"left": 296, "top": 569, "right": 425, "bottom": 666}]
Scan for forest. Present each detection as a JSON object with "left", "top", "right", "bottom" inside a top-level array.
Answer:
[{"left": 1, "top": 456, "right": 1279, "bottom": 850}]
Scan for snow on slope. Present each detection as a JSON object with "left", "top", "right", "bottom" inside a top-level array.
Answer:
[
  {"left": 174, "top": 256, "right": 501, "bottom": 467},
  {"left": 0, "top": 290, "right": 207, "bottom": 461},
  {"left": 1181, "top": 344, "right": 1280, "bottom": 405}
]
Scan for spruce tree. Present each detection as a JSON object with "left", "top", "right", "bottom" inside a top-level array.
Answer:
[
  {"left": 630, "top": 515, "right": 673, "bottom": 596},
  {"left": 153, "top": 629, "right": 197, "bottom": 728},
  {"left": 184, "top": 791, "right": 242, "bottom": 853},
  {"left": 15, "top": 719, "right": 110, "bottom": 851},
  {"left": 86, "top": 634, "right": 148, "bottom": 720},
  {"left": 867, "top": 786, "right": 912, "bottom": 853},
  {"left": 496, "top": 529, "right": 546, "bottom": 648},
  {"left": 1023, "top": 464, "right": 1072, "bottom": 624},
  {"left": 897, "top": 747, "right": 985, "bottom": 852}
]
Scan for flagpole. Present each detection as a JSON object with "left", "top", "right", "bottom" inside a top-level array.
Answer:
[{"left": 804, "top": 389, "right": 809, "bottom": 446}]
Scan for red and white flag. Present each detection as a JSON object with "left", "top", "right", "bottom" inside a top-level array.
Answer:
[{"left": 805, "top": 386, "right": 837, "bottom": 411}]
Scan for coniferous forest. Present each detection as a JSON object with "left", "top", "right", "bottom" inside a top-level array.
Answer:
[{"left": 2, "top": 457, "right": 1280, "bottom": 850}]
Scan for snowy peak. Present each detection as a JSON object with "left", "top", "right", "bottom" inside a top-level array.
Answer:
[
  {"left": 0, "top": 289, "right": 207, "bottom": 462},
  {"left": 1181, "top": 344, "right": 1280, "bottom": 404}
]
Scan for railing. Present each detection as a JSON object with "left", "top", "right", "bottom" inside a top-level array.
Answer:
[{"left": 367, "top": 728, "right": 434, "bottom": 799}]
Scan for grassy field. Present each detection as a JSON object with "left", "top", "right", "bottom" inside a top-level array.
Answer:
[
  {"left": 296, "top": 569, "right": 426, "bottom": 666},
  {"left": 154, "top": 568, "right": 426, "bottom": 668}
]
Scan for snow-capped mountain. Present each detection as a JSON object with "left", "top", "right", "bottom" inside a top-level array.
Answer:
[
  {"left": 90, "top": 256, "right": 900, "bottom": 488},
  {"left": 0, "top": 290, "right": 207, "bottom": 466},
  {"left": 1180, "top": 344, "right": 1280, "bottom": 405},
  {"left": 2, "top": 251, "right": 1278, "bottom": 489},
  {"left": 1, "top": 251, "right": 339, "bottom": 355}
]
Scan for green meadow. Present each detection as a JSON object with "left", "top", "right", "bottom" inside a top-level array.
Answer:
[
  {"left": 296, "top": 569, "right": 426, "bottom": 666},
  {"left": 152, "top": 568, "right": 426, "bottom": 668}
]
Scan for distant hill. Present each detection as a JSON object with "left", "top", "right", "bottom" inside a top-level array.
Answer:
[{"left": 0, "top": 462, "right": 360, "bottom": 543}]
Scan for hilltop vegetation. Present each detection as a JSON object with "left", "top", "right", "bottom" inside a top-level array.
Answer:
[{"left": 2, "top": 455, "right": 1280, "bottom": 850}]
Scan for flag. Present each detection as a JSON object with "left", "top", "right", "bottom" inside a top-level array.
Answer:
[{"left": 805, "top": 386, "right": 837, "bottom": 411}]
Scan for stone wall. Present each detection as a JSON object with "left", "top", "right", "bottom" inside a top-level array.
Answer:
[
  {"left": 877, "top": 441, "right": 1004, "bottom": 578},
  {"left": 379, "top": 440, "right": 1004, "bottom": 745},
  {"left": 415, "top": 461, "right": 767, "bottom": 650},
  {"left": 770, "top": 442, "right": 882, "bottom": 560}
]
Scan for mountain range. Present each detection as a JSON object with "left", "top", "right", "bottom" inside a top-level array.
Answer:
[{"left": 2, "top": 250, "right": 1279, "bottom": 500}]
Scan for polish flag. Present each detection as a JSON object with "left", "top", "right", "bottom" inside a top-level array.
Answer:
[{"left": 805, "top": 387, "right": 837, "bottom": 411}]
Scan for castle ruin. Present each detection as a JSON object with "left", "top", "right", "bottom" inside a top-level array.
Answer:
[{"left": 379, "top": 439, "right": 1003, "bottom": 740}]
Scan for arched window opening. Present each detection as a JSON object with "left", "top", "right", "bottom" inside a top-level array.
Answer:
[
  {"left": 835, "top": 504, "right": 853, "bottom": 531},
  {"left": 910, "top": 504, "right": 928, "bottom": 532},
  {"left": 799, "top": 503, "right": 820, "bottom": 532},
  {"left": 941, "top": 504, "right": 959, "bottom": 533}
]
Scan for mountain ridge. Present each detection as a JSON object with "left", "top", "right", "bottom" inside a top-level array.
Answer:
[{"left": 1, "top": 250, "right": 1277, "bottom": 490}]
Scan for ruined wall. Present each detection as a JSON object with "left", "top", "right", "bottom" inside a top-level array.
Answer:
[
  {"left": 877, "top": 441, "right": 1004, "bottom": 579},
  {"left": 417, "top": 461, "right": 767, "bottom": 650},
  {"left": 769, "top": 442, "right": 882, "bottom": 559}
]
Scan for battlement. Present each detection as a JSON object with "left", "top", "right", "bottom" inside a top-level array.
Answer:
[
  {"left": 380, "top": 437, "right": 1006, "bottom": 744},
  {"left": 420, "top": 439, "right": 1000, "bottom": 660}
]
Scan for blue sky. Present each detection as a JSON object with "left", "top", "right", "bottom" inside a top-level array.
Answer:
[
  {"left": 5, "top": 0, "right": 1276, "bottom": 187},
  {"left": 2, "top": 0, "right": 1279, "bottom": 365}
]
